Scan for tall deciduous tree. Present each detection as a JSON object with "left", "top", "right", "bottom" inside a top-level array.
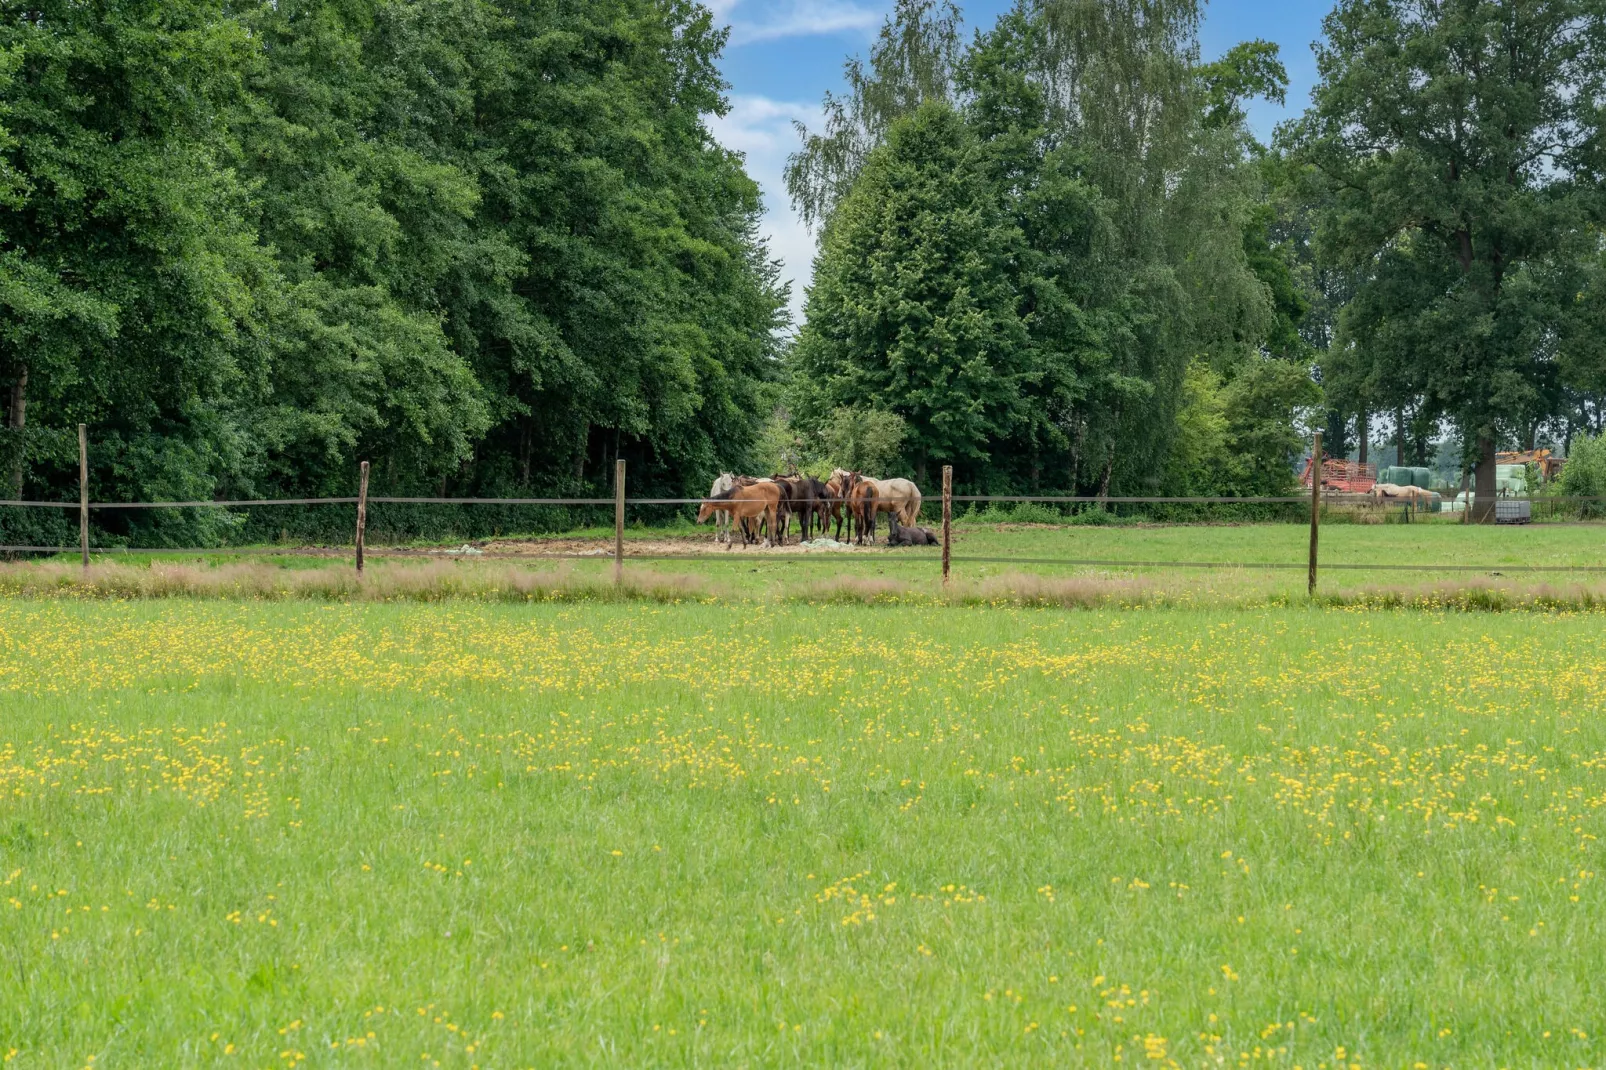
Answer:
[
  {"left": 0, "top": 0, "right": 788, "bottom": 542},
  {"left": 790, "top": 0, "right": 1304, "bottom": 495},
  {"left": 785, "top": 0, "right": 963, "bottom": 230},
  {"left": 0, "top": 0, "right": 273, "bottom": 544},
  {"left": 1287, "top": 0, "right": 1606, "bottom": 518},
  {"left": 791, "top": 102, "right": 1034, "bottom": 483}
]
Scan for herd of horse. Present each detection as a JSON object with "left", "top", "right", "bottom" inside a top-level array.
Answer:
[{"left": 695, "top": 470, "right": 938, "bottom": 549}]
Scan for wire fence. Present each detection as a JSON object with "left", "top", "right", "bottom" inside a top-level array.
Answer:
[{"left": 3, "top": 432, "right": 1605, "bottom": 589}]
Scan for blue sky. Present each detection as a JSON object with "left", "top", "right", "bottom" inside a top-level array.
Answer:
[{"left": 703, "top": 0, "right": 1333, "bottom": 322}]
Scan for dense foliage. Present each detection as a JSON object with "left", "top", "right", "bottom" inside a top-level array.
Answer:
[
  {"left": 7, "top": 0, "right": 1605, "bottom": 534},
  {"left": 1286, "top": 0, "right": 1606, "bottom": 509},
  {"left": 0, "top": 0, "right": 787, "bottom": 542},
  {"left": 787, "top": 0, "right": 1321, "bottom": 496}
]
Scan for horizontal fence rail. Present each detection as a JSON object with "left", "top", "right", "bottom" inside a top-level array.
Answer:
[
  {"left": 3, "top": 436, "right": 1604, "bottom": 593},
  {"left": 2, "top": 547, "right": 1605, "bottom": 574},
  {"left": 6, "top": 495, "right": 1606, "bottom": 508}
]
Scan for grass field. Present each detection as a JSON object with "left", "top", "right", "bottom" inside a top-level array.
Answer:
[
  {"left": 22, "top": 516, "right": 1606, "bottom": 608},
  {"left": 2, "top": 597, "right": 1604, "bottom": 1067}
]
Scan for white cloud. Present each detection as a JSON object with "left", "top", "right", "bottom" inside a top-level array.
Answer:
[
  {"left": 722, "top": 0, "right": 882, "bottom": 46},
  {"left": 707, "top": 94, "right": 825, "bottom": 328}
]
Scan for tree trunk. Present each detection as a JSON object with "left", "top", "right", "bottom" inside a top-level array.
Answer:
[
  {"left": 1325, "top": 410, "right": 1348, "bottom": 460},
  {"left": 1395, "top": 408, "right": 1407, "bottom": 466},
  {"left": 1069, "top": 419, "right": 1084, "bottom": 495},
  {"left": 1357, "top": 410, "right": 1369, "bottom": 465},
  {"left": 1472, "top": 434, "right": 1497, "bottom": 524},
  {"left": 8, "top": 364, "right": 25, "bottom": 497}
]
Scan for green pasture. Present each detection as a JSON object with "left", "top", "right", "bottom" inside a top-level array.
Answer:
[
  {"left": 57, "top": 515, "right": 1606, "bottom": 604},
  {"left": 1, "top": 598, "right": 1604, "bottom": 1066}
]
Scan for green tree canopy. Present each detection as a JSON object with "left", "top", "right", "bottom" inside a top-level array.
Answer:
[
  {"left": 0, "top": 0, "right": 788, "bottom": 544},
  {"left": 788, "top": 0, "right": 1313, "bottom": 496},
  {"left": 1286, "top": 0, "right": 1606, "bottom": 517},
  {"left": 791, "top": 102, "right": 1034, "bottom": 484}
]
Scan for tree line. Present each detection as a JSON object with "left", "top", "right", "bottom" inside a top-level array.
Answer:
[
  {"left": 781, "top": 0, "right": 1606, "bottom": 516},
  {"left": 3, "top": 0, "right": 1604, "bottom": 542},
  {"left": 1, "top": 0, "right": 787, "bottom": 544}
]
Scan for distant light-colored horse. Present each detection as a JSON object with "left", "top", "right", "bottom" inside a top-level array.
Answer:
[
  {"left": 709, "top": 473, "right": 737, "bottom": 543},
  {"left": 875, "top": 477, "right": 922, "bottom": 527},
  {"left": 1371, "top": 482, "right": 1438, "bottom": 509}
]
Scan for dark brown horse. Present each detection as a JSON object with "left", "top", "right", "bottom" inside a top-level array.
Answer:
[
  {"left": 770, "top": 475, "right": 825, "bottom": 543},
  {"left": 799, "top": 476, "right": 831, "bottom": 540}
]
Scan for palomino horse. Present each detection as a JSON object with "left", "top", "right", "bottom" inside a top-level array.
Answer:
[
  {"left": 876, "top": 477, "right": 922, "bottom": 527},
  {"left": 697, "top": 482, "right": 781, "bottom": 549}
]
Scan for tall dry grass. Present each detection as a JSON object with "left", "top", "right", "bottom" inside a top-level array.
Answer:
[
  {"left": 0, "top": 560, "right": 714, "bottom": 604},
  {"left": 1314, "top": 578, "right": 1606, "bottom": 612},
  {"left": 1, "top": 559, "right": 1603, "bottom": 611}
]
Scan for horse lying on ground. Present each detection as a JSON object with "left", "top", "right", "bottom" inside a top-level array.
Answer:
[{"left": 886, "top": 516, "right": 939, "bottom": 546}]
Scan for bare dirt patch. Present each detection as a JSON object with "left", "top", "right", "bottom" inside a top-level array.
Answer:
[{"left": 475, "top": 534, "right": 878, "bottom": 557}]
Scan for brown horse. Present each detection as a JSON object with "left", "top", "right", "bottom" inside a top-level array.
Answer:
[
  {"left": 770, "top": 475, "right": 824, "bottom": 543},
  {"left": 843, "top": 472, "right": 879, "bottom": 545},
  {"left": 799, "top": 475, "right": 831, "bottom": 540},
  {"left": 824, "top": 474, "right": 848, "bottom": 540},
  {"left": 697, "top": 482, "right": 781, "bottom": 549}
]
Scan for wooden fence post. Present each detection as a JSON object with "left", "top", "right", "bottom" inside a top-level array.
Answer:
[
  {"left": 78, "top": 423, "right": 89, "bottom": 569},
  {"left": 355, "top": 460, "right": 370, "bottom": 576},
  {"left": 614, "top": 458, "right": 626, "bottom": 586},
  {"left": 1308, "top": 431, "right": 1322, "bottom": 597},
  {"left": 941, "top": 465, "right": 952, "bottom": 587}
]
